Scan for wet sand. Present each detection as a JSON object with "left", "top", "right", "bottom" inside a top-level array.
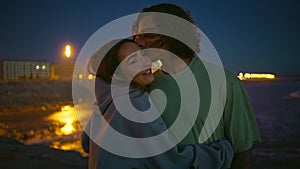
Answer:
[
  {"left": 0, "top": 136, "right": 87, "bottom": 169},
  {"left": 1, "top": 80, "right": 300, "bottom": 168},
  {"left": 0, "top": 80, "right": 88, "bottom": 168}
]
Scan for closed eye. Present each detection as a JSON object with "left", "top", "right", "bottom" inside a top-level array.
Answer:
[{"left": 127, "top": 53, "right": 138, "bottom": 64}]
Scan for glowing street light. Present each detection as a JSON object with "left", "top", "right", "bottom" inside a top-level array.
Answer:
[
  {"left": 65, "top": 45, "right": 71, "bottom": 58},
  {"left": 88, "top": 74, "right": 94, "bottom": 80}
]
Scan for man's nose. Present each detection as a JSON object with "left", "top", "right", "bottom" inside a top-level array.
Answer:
[{"left": 135, "top": 36, "right": 146, "bottom": 48}]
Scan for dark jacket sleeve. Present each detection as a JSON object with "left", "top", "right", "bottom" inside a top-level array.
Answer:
[{"left": 140, "top": 116, "right": 233, "bottom": 169}]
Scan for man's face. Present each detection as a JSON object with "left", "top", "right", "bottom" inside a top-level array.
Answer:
[
  {"left": 134, "top": 14, "right": 169, "bottom": 62},
  {"left": 135, "top": 15, "right": 161, "bottom": 49}
]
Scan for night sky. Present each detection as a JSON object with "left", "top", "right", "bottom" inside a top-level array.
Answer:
[{"left": 1, "top": 0, "right": 299, "bottom": 76}]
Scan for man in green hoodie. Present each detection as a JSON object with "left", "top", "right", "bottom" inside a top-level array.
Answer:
[{"left": 133, "top": 3, "right": 261, "bottom": 169}]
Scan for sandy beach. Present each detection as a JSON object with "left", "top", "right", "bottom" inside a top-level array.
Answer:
[
  {"left": 0, "top": 136, "right": 87, "bottom": 169},
  {"left": 0, "top": 80, "right": 88, "bottom": 168},
  {"left": 1, "top": 80, "right": 300, "bottom": 169}
]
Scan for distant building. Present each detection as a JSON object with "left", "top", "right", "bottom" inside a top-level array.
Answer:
[
  {"left": 0, "top": 60, "right": 51, "bottom": 80},
  {"left": 51, "top": 62, "right": 75, "bottom": 80}
]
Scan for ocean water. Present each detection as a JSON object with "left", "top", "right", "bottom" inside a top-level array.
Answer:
[
  {"left": 246, "top": 81, "right": 300, "bottom": 143},
  {"left": 0, "top": 105, "right": 88, "bottom": 157},
  {"left": 245, "top": 81, "right": 300, "bottom": 168},
  {"left": 1, "top": 80, "right": 300, "bottom": 168}
]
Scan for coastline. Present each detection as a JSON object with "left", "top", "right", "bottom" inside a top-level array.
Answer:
[
  {"left": 1, "top": 79, "right": 300, "bottom": 168},
  {"left": 0, "top": 80, "right": 89, "bottom": 168}
]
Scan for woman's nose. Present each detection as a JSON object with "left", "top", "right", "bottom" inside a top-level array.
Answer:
[{"left": 140, "top": 56, "right": 151, "bottom": 67}]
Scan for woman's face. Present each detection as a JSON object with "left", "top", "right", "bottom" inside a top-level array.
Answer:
[{"left": 117, "top": 42, "right": 154, "bottom": 86}]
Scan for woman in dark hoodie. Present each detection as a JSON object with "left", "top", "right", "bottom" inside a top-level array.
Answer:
[{"left": 81, "top": 38, "right": 234, "bottom": 169}]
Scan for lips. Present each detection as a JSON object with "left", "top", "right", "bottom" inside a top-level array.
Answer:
[{"left": 141, "top": 68, "right": 152, "bottom": 76}]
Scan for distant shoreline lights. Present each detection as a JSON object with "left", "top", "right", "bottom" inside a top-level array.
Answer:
[{"left": 238, "top": 72, "right": 276, "bottom": 80}]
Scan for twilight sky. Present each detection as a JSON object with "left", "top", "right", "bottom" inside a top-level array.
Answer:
[{"left": 0, "top": 0, "right": 299, "bottom": 76}]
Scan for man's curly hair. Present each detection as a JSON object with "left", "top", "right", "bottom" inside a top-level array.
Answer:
[{"left": 132, "top": 3, "right": 201, "bottom": 59}]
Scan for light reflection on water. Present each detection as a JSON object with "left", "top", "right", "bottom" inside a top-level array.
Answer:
[
  {"left": 46, "top": 105, "right": 77, "bottom": 136},
  {"left": 44, "top": 105, "right": 88, "bottom": 157},
  {"left": 0, "top": 104, "right": 88, "bottom": 157}
]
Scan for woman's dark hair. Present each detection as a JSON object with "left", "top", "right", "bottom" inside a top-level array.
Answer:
[
  {"left": 133, "top": 3, "right": 200, "bottom": 58},
  {"left": 87, "top": 38, "right": 136, "bottom": 84}
]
